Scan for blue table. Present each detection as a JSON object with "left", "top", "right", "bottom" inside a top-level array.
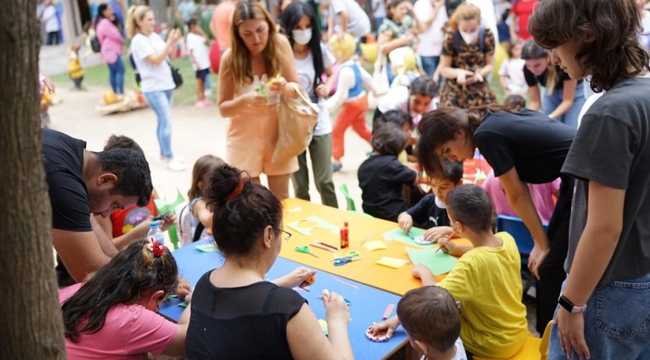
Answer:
[{"left": 160, "top": 240, "right": 408, "bottom": 359}]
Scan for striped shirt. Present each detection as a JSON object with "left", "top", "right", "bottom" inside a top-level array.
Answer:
[{"left": 130, "top": 32, "right": 175, "bottom": 93}]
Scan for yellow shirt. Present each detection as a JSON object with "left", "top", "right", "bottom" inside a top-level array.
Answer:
[
  {"left": 68, "top": 58, "right": 84, "bottom": 80},
  {"left": 438, "top": 232, "right": 528, "bottom": 359}
]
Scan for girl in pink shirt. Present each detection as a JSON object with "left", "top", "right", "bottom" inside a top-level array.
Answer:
[
  {"left": 96, "top": 4, "right": 125, "bottom": 95},
  {"left": 60, "top": 239, "right": 189, "bottom": 360}
]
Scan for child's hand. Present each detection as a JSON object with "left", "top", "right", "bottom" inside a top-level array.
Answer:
[
  {"left": 456, "top": 70, "right": 474, "bottom": 85},
  {"left": 437, "top": 236, "right": 463, "bottom": 256},
  {"left": 159, "top": 213, "right": 177, "bottom": 232},
  {"left": 367, "top": 316, "right": 399, "bottom": 339},
  {"left": 174, "top": 276, "right": 192, "bottom": 299},
  {"left": 398, "top": 212, "right": 413, "bottom": 233},
  {"left": 423, "top": 226, "right": 452, "bottom": 242},
  {"left": 322, "top": 290, "right": 350, "bottom": 324},
  {"left": 411, "top": 264, "right": 433, "bottom": 280}
]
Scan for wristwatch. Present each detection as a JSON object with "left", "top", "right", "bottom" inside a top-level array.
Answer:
[{"left": 559, "top": 295, "right": 587, "bottom": 313}]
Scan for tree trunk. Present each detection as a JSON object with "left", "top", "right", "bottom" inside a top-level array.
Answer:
[{"left": 0, "top": 1, "right": 67, "bottom": 359}]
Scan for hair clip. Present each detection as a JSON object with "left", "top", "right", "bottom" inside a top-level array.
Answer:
[
  {"left": 225, "top": 180, "right": 244, "bottom": 201},
  {"left": 150, "top": 238, "right": 165, "bottom": 257}
]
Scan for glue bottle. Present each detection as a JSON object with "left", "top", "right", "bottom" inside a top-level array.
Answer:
[
  {"left": 340, "top": 222, "right": 349, "bottom": 248},
  {"left": 147, "top": 221, "right": 165, "bottom": 245}
]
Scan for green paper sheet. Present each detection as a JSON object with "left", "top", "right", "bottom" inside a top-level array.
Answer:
[
  {"left": 287, "top": 215, "right": 340, "bottom": 236},
  {"left": 178, "top": 301, "right": 188, "bottom": 308},
  {"left": 382, "top": 227, "right": 427, "bottom": 247},
  {"left": 196, "top": 243, "right": 218, "bottom": 252},
  {"left": 154, "top": 189, "right": 186, "bottom": 216},
  {"left": 405, "top": 247, "right": 457, "bottom": 276}
]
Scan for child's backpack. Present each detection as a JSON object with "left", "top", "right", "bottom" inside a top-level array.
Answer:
[
  {"left": 452, "top": 27, "right": 486, "bottom": 54},
  {"left": 177, "top": 202, "right": 206, "bottom": 247},
  {"left": 90, "top": 35, "right": 101, "bottom": 53}
]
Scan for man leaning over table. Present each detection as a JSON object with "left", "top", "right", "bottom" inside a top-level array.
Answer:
[{"left": 43, "top": 128, "right": 152, "bottom": 287}]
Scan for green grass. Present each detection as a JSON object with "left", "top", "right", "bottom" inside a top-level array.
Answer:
[{"left": 51, "top": 57, "right": 219, "bottom": 106}]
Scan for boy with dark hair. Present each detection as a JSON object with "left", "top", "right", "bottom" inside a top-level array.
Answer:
[
  {"left": 369, "top": 185, "right": 528, "bottom": 359},
  {"left": 358, "top": 123, "right": 419, "bottom": 221},
  {"left": 398, "top": 159, "right": 463, "bottom": 241},
  {"left": 396, "top": 286, "right": 467, "bottom": 360}
]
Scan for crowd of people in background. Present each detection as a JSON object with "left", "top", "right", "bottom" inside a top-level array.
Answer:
[{"left": 39, "top": 0, "right": 650, "bottom": 359}]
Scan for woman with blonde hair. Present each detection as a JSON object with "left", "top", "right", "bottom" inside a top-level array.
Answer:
[
  {"left": 217, "top": 1, "right": 300, "bottom": 200},
  {"left": 439, "top": 2, "right": 496, "bottom": 108},
  {"left": 127, "top": 5, "right": 185, "bottom": 172}
]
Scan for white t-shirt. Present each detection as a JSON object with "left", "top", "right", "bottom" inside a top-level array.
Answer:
[
  {"left": 640, "top": 11, "right": 650, "bottom": 49},
  {"left": 186, "top": 33, "right": 211, "bottom": 71},
  {"left": 42, "top": 5, "right": 60, "bottom": 33},
  {"left": 467, "top": 0, "right": 498, "bottom": 43},
  {"left": 330, "top": 0, "right": 371, "bottom": 38},
  {"left": 419, "top": 338, "right": 467, "bottom": 360},
  {"left": 498, "top": 58, "right": 527, "bottom": 96},
  {"left": 295, "top": 43, "right": 335, "bottom": 136},
  {"left": 131, "top": 33, "right": 176, "bottom": 93},
  {"left": 414, "top": 0, "right": 448, "bottom": 57},
  {"left": 372, "top": 0, "right": 386, "bottom": 18},
  {"left": 378, "top": 85, "right": 437, "bottom": 118}
]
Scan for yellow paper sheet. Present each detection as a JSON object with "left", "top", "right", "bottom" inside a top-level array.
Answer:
[
  {"left": 375, "top": 256, "right": 409, "bottom": 269},
  {"left": 364, "top": 240, "right": 388, "bottom": 252}
]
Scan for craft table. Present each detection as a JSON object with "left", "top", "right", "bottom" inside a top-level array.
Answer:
[
  {"left": 280, "top": 198, "right": 471, "bottom": 296},
  {"left": 160, "top": 240, "right": 409, "bottom": 360}
]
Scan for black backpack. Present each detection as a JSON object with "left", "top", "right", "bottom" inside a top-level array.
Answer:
[{"left": 90, "top": 35, "right": 101, "bottom": 53}]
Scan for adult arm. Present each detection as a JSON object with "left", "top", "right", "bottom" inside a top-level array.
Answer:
[
  {"left": 527, "top": 85, "right": 542, "bottom": 111},
  {"left": 287, "top": 304, "right": 353, "bottom": 360},
  {"left": 53, "top": 229, "right": 112, "bottom": 282},
  {"left": 498, "top": 167, "right": 550, "bottom": 279},
  {"left": 509, "top": 11, "right": 518, "bottom": 41},
  {"left": 548, "top": 80, "right": 578, "bottom": 119},
  {"left": 91, "top": 215, "right": 119, "bottom": 257},
  {"left": 138, "top": 30, "right": 180, "bottom": 66},
  {"left": 163, "top": 305, "right": 191, "bottom": 356},
  {"left": 339, "top": 10, "right": 349, "bottom": 34},
  {"left": 439, "top": 54, "right": 472, "bottom": 80},
  {"left": 217, "top": 51, "right": 265, "bottom": 118},
  {"left": 377, "top": 32, "right": 413, "bottom": 55}
]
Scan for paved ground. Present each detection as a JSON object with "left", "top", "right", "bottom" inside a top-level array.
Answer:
[{"left": 40, "top": 44, "right": 105, "bottom": 76}]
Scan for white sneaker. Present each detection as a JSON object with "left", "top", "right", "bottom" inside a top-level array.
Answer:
[{"left": 167, "top": 159, "right": 186, "bottom": 172}]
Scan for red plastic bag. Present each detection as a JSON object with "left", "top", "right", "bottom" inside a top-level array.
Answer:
[{"left": 210, "top": 41, "right": 221, "bottom": 74}]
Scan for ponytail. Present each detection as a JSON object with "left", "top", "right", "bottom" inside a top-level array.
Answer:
[
  {"left": 545, "top": 64, "right": 557, "bottom": 96},
  {"left": 125, "top": 5, "right": 150, "bottom": 39}
]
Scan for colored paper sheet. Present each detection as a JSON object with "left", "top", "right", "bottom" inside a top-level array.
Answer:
[
  {"left": 196, "top": 243, "right": 218, "bottom": 252},
  {"left": 375, "top": 256, "right": 409, "bottom": 269},
  {"left": 287, "top": 215, "right": 340, "bottom": 236},
  {"left": 364, "top": 240, "right": 388, "bottom": 252},
  {"left": 382, "top": 227, "right": 428, "bottom": 247},
  {"left": 405, "top": 247, "right": 457, "bottom": 276},
  {"left": 178, "top": 301, "right": 188, "bottom": 308}
]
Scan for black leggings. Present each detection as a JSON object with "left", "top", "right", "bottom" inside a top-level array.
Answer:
[{"left": 535, "top": 174, "right": 574, "bottom": 334}]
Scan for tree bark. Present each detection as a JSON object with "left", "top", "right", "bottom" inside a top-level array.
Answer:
[{"left": 0, "top": 1, "right": 66, "bottom": 359}]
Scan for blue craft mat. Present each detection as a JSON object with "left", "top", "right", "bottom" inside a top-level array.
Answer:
[{"left": 160, "top": 240, "right": 408, "bottom": 359}]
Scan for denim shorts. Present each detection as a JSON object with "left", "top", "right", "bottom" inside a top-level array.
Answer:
[{"left": 548, "top": 272, "right": 650, "bottom": 359}]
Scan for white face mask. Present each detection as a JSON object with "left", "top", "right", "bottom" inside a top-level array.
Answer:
[
  {"left": 292, "top": 28, "right": 312, "bottom": 45},
  {"left": 460, "top": 30, "right": 478, "bottom": 44}
]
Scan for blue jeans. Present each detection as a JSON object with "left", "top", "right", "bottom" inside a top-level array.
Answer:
[
  {"left": 541, "top": 81, "right": 585, "bottom": 129},
  {"left": 107, "top": 57, "right": 125, "bottom": 95},
  {"left": 549, "top": 272, "right": 650, "bottom": 359},
  {"left": 374, "top": 17, "right": 384, "bottom": 32},
  {"left": 420, "top": 55, "right": 440, "bottom": 77},
  {"left": 143, "top": 89, "right": 174, "bottom": 159}
]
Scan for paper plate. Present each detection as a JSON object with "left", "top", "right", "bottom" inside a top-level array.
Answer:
[
  {"left": 365, "top": 327, "right": 390, "bottom": 342},
  {"left": 414, "top": 235, "right": 435, "bottom": 245}
]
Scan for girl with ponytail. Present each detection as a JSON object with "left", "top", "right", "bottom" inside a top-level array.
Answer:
[
  {"left": 60, "top": 239, "right": 189, "bottom": 359},
  {"left": 417, "top": 104, "right": 576, "bottom": 335},
  {"left": 186, "top": 164, "right": 354, "bottom": 359}
]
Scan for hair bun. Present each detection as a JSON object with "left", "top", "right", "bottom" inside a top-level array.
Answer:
[{"left": 206, "top": 164, "right": 248, "bottom": 208}]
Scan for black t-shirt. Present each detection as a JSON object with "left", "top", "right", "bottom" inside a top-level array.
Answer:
[
  {"left": 358, "top": 155, "right": 418, "bottom": 221},
  {"left": 562, "top": 77, "right": 650, "bottom": 287},
  {"left": 42, "top": 129, "right": 91, "bottom": 286},
  {"left": 186, "top": 271, "right": 307, "bottom": 359},
  {"left": 523, "top": 65, "right": 576, "bottom": 91},
  {"left": 406, "top": 194, "right": 450, "bottom": 229},
  {"left": 42, "top": 129, "right": 91, "bottom": 232},
  {"left": 473, "top": 109, "right": 575, "bottom": 184}
]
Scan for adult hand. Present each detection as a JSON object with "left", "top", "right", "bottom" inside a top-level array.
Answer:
[
  {"left": 528, "top": 243, "right": 550, "bottom": 280},
  {"left": 315, "top": 84, "right": 329, "bottom": 98},
  {"left": 322, "top": 290, "right": 350, "bottom": 324},
  {"left": 367, "top": 317, "right": 399, "bottom": 339},
  {"left": 473, "top": 71, "right": 484, "bottom": 83},
  {"left": 287, "top": 267, "right": 317, "bottom": 288},
  {"left": 556, "top": 309, "right": 590, "bottom": 360},
  {"left": 240, "top": 90, "right": 269, "bottom": 109},
  {"left": 456, "top": 70, "right": 473, "bottom": 85},
  {"left": 167, "top": 28, "right": 182, "bottom": 44},
  {"left": 159, "top": 213, "right": 177, "bottom": 232},
  {"left": 431, "top": 0, "right": 444, "bottom": 8},
  {"left": 403, "top": 1, "right": 415, "bottom": 15},
  {"left": 397, "top": 212, "right": 413, "bottom": 233},
  {"left": 174, "top": 276, "right": 191, "bottom": 299},
  {"left": 268, "top": 76, "right": 287, "bottom": 94}
]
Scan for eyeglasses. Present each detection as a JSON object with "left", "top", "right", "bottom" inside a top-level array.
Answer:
[{"left": 277, "top": 228, "right": 292, "bottom": 242}]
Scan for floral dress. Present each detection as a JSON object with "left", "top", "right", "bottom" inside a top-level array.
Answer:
[{"left": 440, "top": 27, "right": 496, "bottom": 108}]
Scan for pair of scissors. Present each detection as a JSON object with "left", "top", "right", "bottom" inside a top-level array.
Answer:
[
  {"left": 295, "top": 246, "right": 319, "bottom": 258},
  {"left": 346, "top": 251, "right": 361, "bottom": 259},
  {"left": 333, "top": 257, "right": 352, "bottom": 266}
]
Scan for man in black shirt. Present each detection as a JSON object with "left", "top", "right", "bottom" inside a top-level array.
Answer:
[{"left": 43, "top": 129, "right": 152, "bottom": 285}]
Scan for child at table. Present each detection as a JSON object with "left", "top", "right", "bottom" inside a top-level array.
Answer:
[
  {"left": 369, "top": 185, "right": 528, "bottom": 359},
  {"left": 396, "top": 286, "right": 467, "bottom": 360},
  {"left": 177, "top": 155, "right": 225, "bottom": 246},
  {"left": 60, "top": 239, "right": 190, "bottom": 359},
  {"left": 358, "top": 122, "right": 419, "bottom": 221},
  {"left": 398, "top": 160, "right": 463, "bottom": 242}
]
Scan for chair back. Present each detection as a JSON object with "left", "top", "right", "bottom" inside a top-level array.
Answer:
[
  {"left": 496, "top": 215, "right": 536, "bottom": 257},
  {"left": 339, "top": 183, "right": 356, "bottom": 212}
]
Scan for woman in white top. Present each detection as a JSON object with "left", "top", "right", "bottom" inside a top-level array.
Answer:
[
  {"left": 280, "top": 2, "right": 339, "bottom": 208},
  {"left": 217, "top": 1, "right": 301, "bottom": 200},
  {"left": 126, "top": 5, "right": 185, "bottom": 171}
]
